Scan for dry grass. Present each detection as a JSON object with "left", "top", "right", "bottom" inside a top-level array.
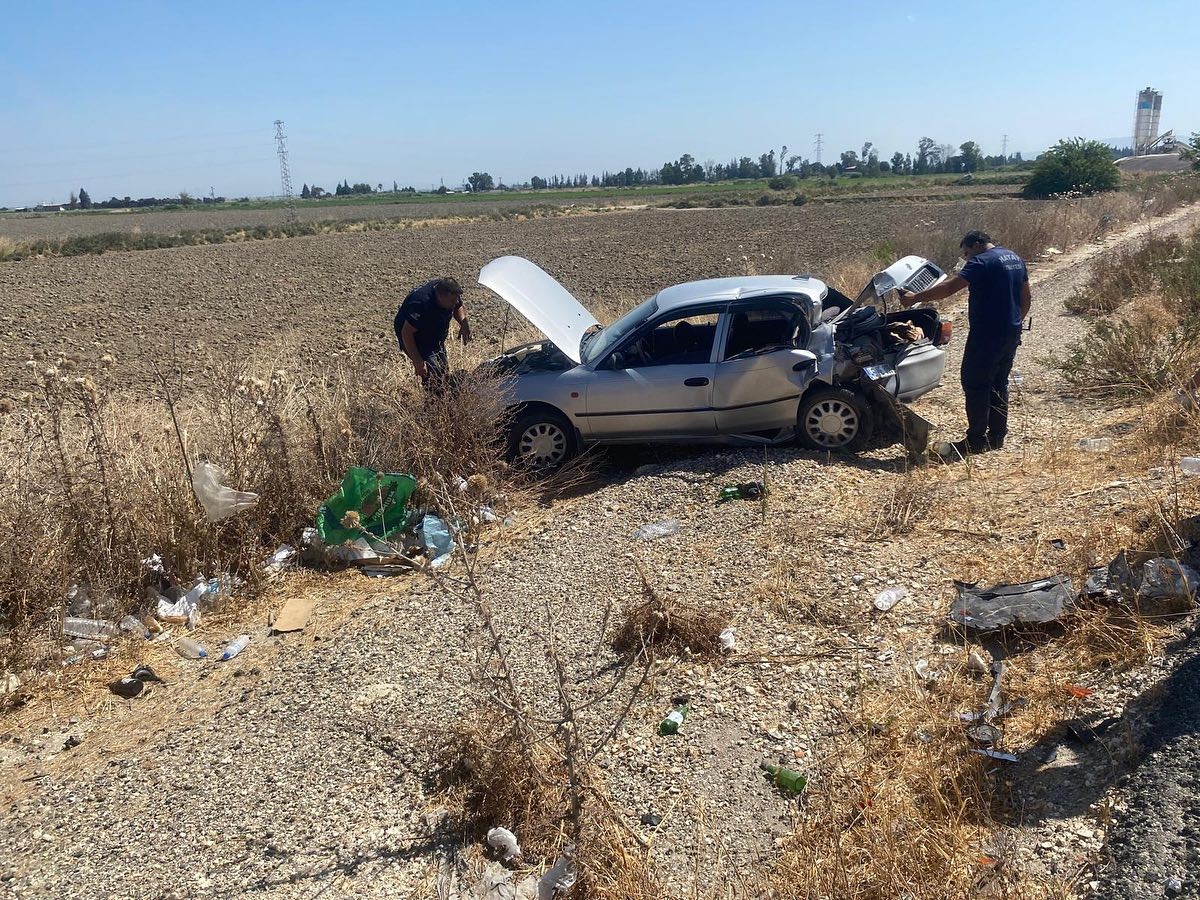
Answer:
[
  {"left": 613, "top": 563, "right": 730, "bottom": 659},
  {"left": 1064, "top": 232, "right": 1185, "bottom": 315},
  {"left": 0, "top": 346, "right": 517, "bottom": 671}
]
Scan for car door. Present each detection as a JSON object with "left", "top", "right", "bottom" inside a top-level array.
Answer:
[
  {"left": 712, "top": 299, "right": 817, "bottom": 435},
  {"left": 581, "top": 309, "right": 720, "bottom": 439}
]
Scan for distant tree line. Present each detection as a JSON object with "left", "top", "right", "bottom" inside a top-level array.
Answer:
[{"left": 33, "top": 187, "right": 226, "bottom": 211}]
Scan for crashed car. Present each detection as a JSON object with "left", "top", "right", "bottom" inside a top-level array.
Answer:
[{"left": 478, "top": 255, "right": 953, "bottom": 468}]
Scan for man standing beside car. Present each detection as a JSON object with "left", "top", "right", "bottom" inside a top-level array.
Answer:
[
  {"left": 394, "top": 277, "right": 472, "bottom": 389},
  {"left": 899, "top": 231, "right": 1030, "bottom": 458}
]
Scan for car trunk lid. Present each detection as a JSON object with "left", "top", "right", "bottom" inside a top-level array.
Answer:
[{"left": 478, "top": 256, "right": 600, "bottom": 364}]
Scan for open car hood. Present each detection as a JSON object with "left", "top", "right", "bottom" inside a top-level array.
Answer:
[
  {"left": 478, "top": 256, "right": 600, "bottom": 364},
  {"left": 856, "top": 255, "right": 946, "bottom": 305}
]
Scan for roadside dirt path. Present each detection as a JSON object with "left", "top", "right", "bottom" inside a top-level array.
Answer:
[{"left": 1, "top": 204, "right": 1198, "bottom": 899}]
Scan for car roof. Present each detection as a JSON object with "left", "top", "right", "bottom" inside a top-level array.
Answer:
[{"left": 653, "top": 275, "right": 827, "bottom": 313}]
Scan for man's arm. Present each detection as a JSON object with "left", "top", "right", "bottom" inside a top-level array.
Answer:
[
  {"left": 900, "top": 274, "right": 968, "bottom": 309},
  {"left": 400, "top": 321, "right": 428, "bottom": 377},
  {"left": 453, "top": 303, "right": 472, "bottom": 344},
  {"left": 1020, "top": 281, "right": 1032, "bottom": 320}
]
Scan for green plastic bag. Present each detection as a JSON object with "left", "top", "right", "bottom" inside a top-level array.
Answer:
[{"left": 316, "top": 467, "right": 417, "bottom": 545}]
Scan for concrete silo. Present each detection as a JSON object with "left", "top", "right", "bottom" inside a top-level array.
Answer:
[{"left": 1133, "top": 87, "right": 1163, "bottom": 155}]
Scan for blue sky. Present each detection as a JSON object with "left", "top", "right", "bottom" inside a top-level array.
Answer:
[{"left": 1, "top": 0, "right": 1196, "bottom": 206}]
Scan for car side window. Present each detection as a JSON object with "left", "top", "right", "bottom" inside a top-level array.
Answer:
[
  {"left": 722, "top": 306, "right": 803, "bottom": 360},
  {"left": 606, "top": 312, "right": 719, "bottom": 369}
]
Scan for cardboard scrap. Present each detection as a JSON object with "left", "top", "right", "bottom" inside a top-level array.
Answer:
[{"left": 272, "top": 595, "right": 315, "bottom": 633}]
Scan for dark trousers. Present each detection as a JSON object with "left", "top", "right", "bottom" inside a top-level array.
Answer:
[
  {"left": 421, "top": 347, "right": 449, "bottom": 394},
  {"left": 960, "top": 329, "right": 1021, "bottom": 450}
]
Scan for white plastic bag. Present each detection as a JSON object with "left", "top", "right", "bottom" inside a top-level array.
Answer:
[{"left": 192, "top": 462, "right": 259, "bottom": 522}]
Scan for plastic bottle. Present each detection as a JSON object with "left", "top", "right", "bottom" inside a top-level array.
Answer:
[
  {"left": 119, "top": 615, "right": 148, "bottom": 638},
  {"left": 873, "top": 586, "right": 907, "bottom": 612},
  {"left": 175, "top": 636, "right": 208, "bottom": 659},
  {"left": 1181, "top": 457, "right": 1200, "bottom": 477},
  {"left": 760, "top": 761, "right": 807, "bottom": 796},
  {"left": 1010, "top": 371, "right": 1024, "bottom": 390},
  {"left": 218, "top": 634, "right": 250, "bottom": 662},
  {"left": 658, "top": 700, "right": 690, "bottom": 736},
  {"left": 62, "top": 617, "right": 118, "bottom": 641},
  {"left": 1076, "top": 438, "right": 1112, "bottom": 453},
  {"left": 632, "top": 519, "right": 680, "bottom": 540}
]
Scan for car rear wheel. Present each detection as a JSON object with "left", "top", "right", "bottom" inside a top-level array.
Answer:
[
  {"left": 797, "top": 387, "right": 873, "bottom": 452},
  {"left": 507, "top": 408, "right": 576, "bottom": 470}
]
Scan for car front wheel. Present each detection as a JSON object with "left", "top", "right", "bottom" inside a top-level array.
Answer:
[
  {"left": 797, "top": 387, "right": 874, "bottom": 452},
  {"left": 507, "top": 408, "right": 577, "bottom": 470}
]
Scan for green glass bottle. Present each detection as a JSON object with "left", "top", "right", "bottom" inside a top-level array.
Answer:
[
  {"left": 760, "top": 761, "right": 807, "bottom": 795},
  {"left": 658, "top": 701, "right": 689, "bottom": 735}
]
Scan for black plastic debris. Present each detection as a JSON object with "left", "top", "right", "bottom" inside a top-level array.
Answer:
[
  {"left": 949, "top": 576, "right": 1075, "bottom": 630},
  {"left": 640, "top": 812, "right": 663, "bottom": 828}
]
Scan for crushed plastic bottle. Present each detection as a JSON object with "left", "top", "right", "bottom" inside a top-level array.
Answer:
[
  {"left": 1076, "top": 438, "right": 1112, "bottom": 453},
  {"left": 119, "top": 615, "right": 148, "bottom": 638},
  {"left": 873, "top": 586, "right": 907, "bottom": 612},
  {"left": 175, "top": 636, "right": 208, "bottom": 659},
  {"left": 62, "top": 617, "right": 118, "bottom": 642},
  {"left": 631, "top": 519, "right": 680, "bottom": 541},
  {"left": 485, "top": 826, "right": 522, "bottom": 861},
  {"left": 659, "top": 700, "right": 689, "bottom": 736},
  {"left": 538, "top": 852, "right": 576, "bottom": 900},
  {"left": 1180, "top": 457, "right": 1200, "bottom": 477},
  {"left": 760, "top": 761, "right": 807, "bottom": 796},
  {"left": 218, "top": 634, "right": 250, "bottom": 662}
]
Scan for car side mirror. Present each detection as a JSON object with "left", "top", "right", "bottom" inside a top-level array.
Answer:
[{"left": 791, "top": 350, "right": 818, "bottom": 372}]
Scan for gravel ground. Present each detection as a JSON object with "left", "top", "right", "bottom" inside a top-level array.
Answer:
[{"left": 1, "top": 203, "right": 1198, "bottom": 899}]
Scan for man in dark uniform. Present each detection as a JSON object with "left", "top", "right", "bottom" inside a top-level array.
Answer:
[
  {"left": 899, "top": 231, "right": 1031, "bottom": 457},
  {"left": 394, "top": 277, "right": 472, "bottom": 388}
]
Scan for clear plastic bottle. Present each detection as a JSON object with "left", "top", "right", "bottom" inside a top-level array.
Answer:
[
  {"left": 1076, "top": 438, "right": 1112, "bottom": 453},
  {"left": 1181, "top": 457, "right": 1200, "bottom": 477},
  {"left": 62, "top": 617, "right": 118, "bottom": 641},
  {"left": 873, "top": 586, "right": 907, "bottom": 612},
  {"left": 119, "top": 615, "right": 147, "bottom": 637},
  {"left": 175, "top": 636, "right": 208, "bottom": 659},
  {"left": 218, "top": 634, "right": 250, "bottom": 662}
]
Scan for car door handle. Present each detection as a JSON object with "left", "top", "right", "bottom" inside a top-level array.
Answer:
[{"left": 683, "top": 377, "right": 710, "bottom": 387}]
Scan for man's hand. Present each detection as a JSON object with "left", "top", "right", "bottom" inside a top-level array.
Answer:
[
  {"left": 413, "top": 358, "right": 429, "bottom": 379},
  {"left": 898, "top": 289, "right": 917, "bottom": 308},
  {"left": 458, "top": 320, "right": 472, "bottom": 344}
]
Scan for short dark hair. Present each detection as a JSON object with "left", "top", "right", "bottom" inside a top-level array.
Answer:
[
  {"left": 960, "top": 230, "right": 991, "bottom": 249},
  {"left": 433, "top": 277, "right": 463, "bottom": 296}
]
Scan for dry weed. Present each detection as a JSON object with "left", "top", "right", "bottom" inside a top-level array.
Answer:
[{"left": 613, "top": 563, "right": 729, "bottom": 658}]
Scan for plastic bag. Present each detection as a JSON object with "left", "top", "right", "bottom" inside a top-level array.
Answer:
[
  {"left": 192, "top": 462, "right": 259, "bottom": 522},
  {"left": 418, "top": 514, "right": 455, "bottom": 567},
  {"left": 316, "top": 467, "right": 417, "bottom": 545}
]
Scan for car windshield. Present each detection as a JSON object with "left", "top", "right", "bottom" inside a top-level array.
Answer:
[{"left": 580, "top": 295, "right": 658, "bottom": 365}]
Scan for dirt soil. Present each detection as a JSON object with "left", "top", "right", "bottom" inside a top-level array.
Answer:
[{"left": 1, "top": 202, "right": 1199, "bottom": 899}]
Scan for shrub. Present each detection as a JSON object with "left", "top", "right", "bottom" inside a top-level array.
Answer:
[
  {"left": 791, "top": 194, "right": 808, "bottom": 206},
  {"left": 768, "top": 175, "right": 797, "bottom": 191},
  {"left": 1065, "top": 233, "right": 1184, "bottom": 315},
  {"left": 1023, "top": 138, "right": 1120, "bottom": 198},
  {"left": 1058, "top": 312, "right": 1199, "bottom": 397}
]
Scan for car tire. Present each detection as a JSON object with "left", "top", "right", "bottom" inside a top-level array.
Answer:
[
  {"left": 507, "top": 408, "right": 577, "bottom": 470},
  {"left": 796, "top": 387, "right": 874, "bottom": 452}
]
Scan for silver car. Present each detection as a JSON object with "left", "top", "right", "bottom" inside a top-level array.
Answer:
[{"left": 479, "top": 255, "right": 953, "bottom": 468}]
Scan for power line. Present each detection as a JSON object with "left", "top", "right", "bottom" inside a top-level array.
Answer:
[{"left": 273, "top": 119, "right": 297, "bottom": 223}]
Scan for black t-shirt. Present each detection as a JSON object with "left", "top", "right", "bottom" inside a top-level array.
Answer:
[{"left": 394, "top": 281, "right": 462, "bottom": 355}]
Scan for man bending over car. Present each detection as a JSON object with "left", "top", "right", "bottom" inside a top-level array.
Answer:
[
  {"left": 394, "top": 277, "right": 472, "bottom": 390},
  {"left": 899, "top": 230, "right": 1030, "bottom": 459}
]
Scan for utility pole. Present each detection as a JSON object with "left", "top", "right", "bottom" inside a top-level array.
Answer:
[
  {"left": 273, "top": 119, "right": 297, "bottom": 223},
  {"left": 814, "top": 133, "right": 823, "bottom": 164},
  {"left": 1001, "top": 134, "right": 1009, "bottom": 163}
]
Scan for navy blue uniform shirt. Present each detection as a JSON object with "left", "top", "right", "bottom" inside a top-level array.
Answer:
[
  {"left": 394, "top": 281, "right": 462, "bottom": 356},
  {"left": 959, "top": 246, "right": 1027, "bottom": 338}
]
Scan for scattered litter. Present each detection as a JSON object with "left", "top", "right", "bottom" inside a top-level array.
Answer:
[
  {"left": 62, "top": 735, "right": 82, "bottom": 751},
  {"left": 760, "top": 760, "right": 807, "bottom": 796},
  {"left": 1043, "top": 247, "right": 1062, "bottom": 256},
  {"left": 89, "top": 647, "right": 108, "bottom": 660},
  {"left": 959, "top": 699, "right": 1026, "bottom": 723},
  {"left": 218, "top": 634, "right": 250, "bottom": 662},
  {"left": 970, "top": 748, "right": 1018, "bottom": 762},
  {"left": 175, "top": 637, "right": 208, "bottom": 660},
  {"left": 966, "top": 723, "right": 1002, "bottom": 745},
  {"left": 272, "top": 596, "right": 315, "bottom": 634},
  {"left": 451, "top": 475, "right": 469, "bottom": 493},
  {"left": 1065, "top": 684, "right": 1093, "bottom": 699},
  {"left": 986, "top": 660, "right": 1005, "bottom": 720},
  {"left": 418, "top": 514, "right": 455, "bottom": 567},
  {"left": 1138, "top": 558, "right": 1199, "bottom": 604},
  {"left": 108, "top": 664, "right": 163, "bottom": 699},
  {"left": 913, "top": 658, "right": 933, "bottom": 680},
  {"left": 317, "top": 467, "right": 417, "bottom": 546},
  {"left": 263, "top": 544, "right": 298, "bottom": 577},
  {"left": 719, "top": 627, "right": 736, "bottom": 651},
  {"left": 1076, "top": 437, "right": 1112, "bottom": 453},
  {"left": 1181, "top": 457, "right": 1200, "bottom": 477},
  {"left": 485, "top": 826, "right": 522, "bottom": 862},
  {"left": 640, "top": 812, "right": 663, "bottom": 828},
  {"left": 659, "top": 698, "right": 690, "bottom": 735},
  {"left": 949, "top": 576, "right": 1075, "bottom": 630},
  {"left": 966, "top": 650, "right": 989, "bottom": 674},
  {"left": 538, "top": 852, "right": 577, "bottom": 900},
  {"left": 1, "top": 673, "right": 20, "bottom": 695},
  {"left": 873, "top": 585, "right": 907, "bottom": 612},
  {"left": 360, "top": 564, "right": 413, "bottom": 577},
  {"left": 631, "top": 519, "right": 680, "bottom": 540},
  {"left": 718, "top": 480, "right": 765, "bottom": 503},
  {"left": 1049, "top": 538, "right": 1067, "bottom": 551},
  {"left": 62, "top": 617, "right": 117, "bottom": 642},
  {"left": 192, "top": 461, "right": 259, "bottom": 521},
  {"left": 119, "top": 615, "right": 148, "bottom": 638}
]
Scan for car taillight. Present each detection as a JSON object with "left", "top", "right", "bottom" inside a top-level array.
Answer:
[{"left": 935, "top": 322, "right": 954, "bottom": 346}]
